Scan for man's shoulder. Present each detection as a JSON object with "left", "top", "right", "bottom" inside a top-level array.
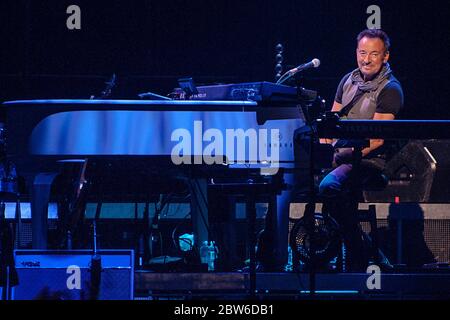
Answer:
[
  {"left": 340, "top": 71, "right": 353, "bottom": 84},
  {"left": 376, "top": 74, "right": 405, "bottom": 115},
  {"left": 381, "top": 75, "right": 403, "bottom": 94},
  {"left": 336, "top": 71, "right": 353, "bottom": 91}
]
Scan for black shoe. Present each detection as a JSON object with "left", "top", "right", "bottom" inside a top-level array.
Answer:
[
  {"left": 371, "top": 249, "right": 394, "bottom": 272},
  {"left": 376, "top": 256, "right": 394, "bottom": 273}
]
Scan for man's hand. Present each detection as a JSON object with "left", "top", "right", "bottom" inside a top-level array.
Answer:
[
  {"left": 334, "top": 147, "right": 354, "bottom": 165},
  {"left": 361, "top": 112, "right": 395, "bottom": 157},
  {"left": 320, "top": 138, "right": 333, "bottom": 144},
  {"left": 320, "top": 101, "right": 343, "bottom": 145}
]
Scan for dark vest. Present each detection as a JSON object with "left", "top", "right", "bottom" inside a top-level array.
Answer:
[{"left": 341, "top": 73, "right": 399, "bottom": 119}]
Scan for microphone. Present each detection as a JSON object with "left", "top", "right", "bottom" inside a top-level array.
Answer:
[{"left": 288, "top": 58, "right": 321, "bottom": 75}]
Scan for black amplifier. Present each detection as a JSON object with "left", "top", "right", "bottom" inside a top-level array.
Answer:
[{"left": 12, "top": 249, "right": 134, "bottom": 300}]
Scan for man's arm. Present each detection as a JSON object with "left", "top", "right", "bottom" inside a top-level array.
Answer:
[
  {"left": 361, "top": 112, "right": 395, "bottom": 157},
  {"left": 363, "top": 80, "right": 403, "bottom": 156},
  {"left": 320, "top": 101, "right": 342, "bottom": 144}
]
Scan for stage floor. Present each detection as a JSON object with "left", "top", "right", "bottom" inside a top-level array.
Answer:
[{"left": 134, "top": 270, "right": 450, "bottom": 300}]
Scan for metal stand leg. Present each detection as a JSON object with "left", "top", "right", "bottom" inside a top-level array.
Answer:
[
  {"left": 31, "top": 173, "right": 58, "bottom": 249},
  {"left": 246, "top": 192, "right": 257, "bottom": 298},
  {"left": 189, "top": 178, "right": 209, "bottom": 250}
]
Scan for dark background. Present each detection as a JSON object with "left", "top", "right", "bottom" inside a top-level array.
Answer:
[{"left": 1, "top": 0, "right": 450, "bottom": 119}]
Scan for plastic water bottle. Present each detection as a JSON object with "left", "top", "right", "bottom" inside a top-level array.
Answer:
[
  {"left": 208, "top": 241, "right": 217, "bottom": 271},
  {"left": 200, "top": 241, "right": 209, "bottom": 265}
]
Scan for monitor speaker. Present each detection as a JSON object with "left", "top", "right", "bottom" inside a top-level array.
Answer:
[{"left": 364, "top": 140, "right": 450, "bottom": 202}]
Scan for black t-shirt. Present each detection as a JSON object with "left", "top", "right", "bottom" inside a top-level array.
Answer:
[
  {"left": 334, "top": 72, "right": 404, "bottom": 117},
  {"left": 333, "top": 72, "right": 405, "bottom": 163}
]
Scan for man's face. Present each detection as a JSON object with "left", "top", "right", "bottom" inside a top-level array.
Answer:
[{"left": 356, "top": 36, "right": 389, "bottom": 80}]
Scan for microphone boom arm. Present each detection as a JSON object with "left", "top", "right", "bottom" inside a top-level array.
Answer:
[{"left": 276, "top": 59, "right": 320, "bottom": 85}]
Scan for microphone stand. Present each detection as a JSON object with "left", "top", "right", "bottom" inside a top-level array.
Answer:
[
  {"left": 276, "top": 69, "right": 297, "bottom": 85},
  {"left": 90, "top": 198, "right": 102, "bottom": 300},
  {"left": 276, "top": 62, "right": 311, "bottom": 85},
  {"left": 65, "top": 159, "right": 89, "bottom": 250},
  {"left": 142, "top": 201, "right": 151, "bottom": 264},
  {"left": 296, "top": 85, "right": 319, "bottom": 297},
  {"left": 149, "top": 194, "right": 165, "bottom": 262},
  {"left": 134, "top": 202, "right": 144, "bottom": 269}
]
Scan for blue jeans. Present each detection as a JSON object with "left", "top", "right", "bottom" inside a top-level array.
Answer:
[
  {"left": 319, "top": 163, "right": 354, "bottom": 197},
  {"left": 318, "top": 163, "right": 369, "bottom": 271}
]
